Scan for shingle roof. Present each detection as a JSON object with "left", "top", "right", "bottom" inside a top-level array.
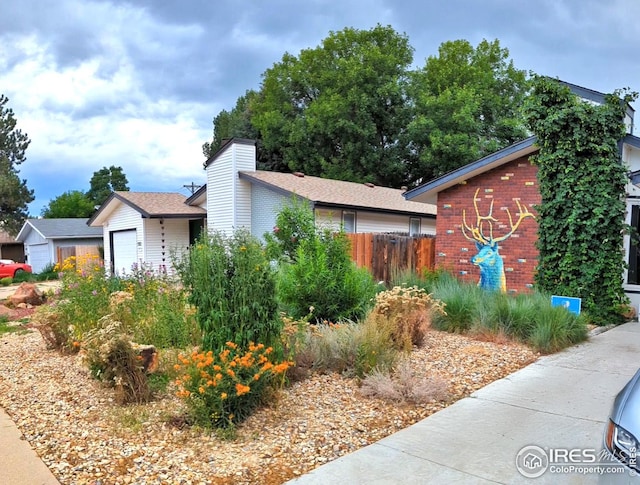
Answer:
[
  {"left": 23, "top": 218, "right": 103, "bottom": 239},
  {"left": 111, "top": 192, "right": 207, "bottom": 217},
  {"left": 0, "top": 230, "right": 18, "bottom": 244},
  {"left": 239, "top": 171, "right": 436, "bottom": 217}
]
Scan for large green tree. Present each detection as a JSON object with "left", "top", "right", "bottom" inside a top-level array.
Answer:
[
  {"left": 86, "top": 165, "right": 129, "bottom": 206},
  {"left": 0, "top": 95, "right": 34, "bottom": 235},
  {"left": 406, "top": 39, "right": 529, "bottom": 184},
  {"left": 250, "top": 24, "right": 414, "bottom": 187},
  {"left": 41, "top": 190, "right": 95, "bottom": 218}
]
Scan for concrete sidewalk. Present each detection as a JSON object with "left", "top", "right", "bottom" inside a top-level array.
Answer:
[
  {"left": 0, "top": 408, "right": 60, "bottom": 485},
  {"left": 288, "top": 321, "right": 640, "bottom": 484}
]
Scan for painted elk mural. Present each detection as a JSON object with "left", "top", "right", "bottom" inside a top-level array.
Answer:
[{"left": 461, "top": 188, "right": 535, "bottom": 292}]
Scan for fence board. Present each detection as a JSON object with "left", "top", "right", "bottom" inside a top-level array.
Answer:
[{"left": 346, "top": 233, "right": 435, "bottom": 284}]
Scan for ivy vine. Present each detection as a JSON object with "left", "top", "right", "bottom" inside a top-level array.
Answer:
[{"left": 523, "top": 76, "right": 637, "bottom": 324}]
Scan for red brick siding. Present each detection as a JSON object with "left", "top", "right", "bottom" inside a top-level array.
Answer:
[{"left": 436, "top": 156, "right": 541, "bottom": 293}]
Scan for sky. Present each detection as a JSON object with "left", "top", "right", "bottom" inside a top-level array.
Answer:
[{"left": 2, "top": 0, "right": 640, "bottom": 215}]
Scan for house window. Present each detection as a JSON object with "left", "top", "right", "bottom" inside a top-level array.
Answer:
[
  {"left": 342, "top": 211, "right": 356, "bottom": 233},
  {"left": 410, "top": 217, "right": 421, "bottom": 236},
  {"left": 629, "top": 205, "right": 640, "bottom": 284}
]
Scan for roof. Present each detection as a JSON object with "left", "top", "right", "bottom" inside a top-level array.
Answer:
[
  {"left": 89, "top": 192, "right": 206, "bottom": 226},
  {"left": 239, "top": 171, "right": 436, "bottom": 217},
  {"left": 404, "top": 136, "right": 539, "bottom": 205},
  {"left": 17, "top": 218, "right": 103, "bottom": 242},
  {"left": 0, "top": 230, "right": 19, "bottom": 244}
]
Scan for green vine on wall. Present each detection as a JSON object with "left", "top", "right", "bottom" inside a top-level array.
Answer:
[{"left": 523, "top": 76, "right": 637, "bottom": 324}]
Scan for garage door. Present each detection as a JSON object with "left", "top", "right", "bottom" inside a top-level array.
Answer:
[
  {"left": 28, "top": 243, "right": 51, "bottom": 273},
  {"left": 111, "top": 230, "right": 138, "bottom": 276}
]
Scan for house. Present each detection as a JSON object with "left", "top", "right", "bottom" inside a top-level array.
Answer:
[
  {"left": 89, "top": 139, "right": 437, "bottom": 274},
  {"left": 87, "top": 192, "right": 206, "bottom": 275},
  {"left": 404, "top": 82, "right": 640, "bottom": 308},
  {"left": 197, "top": 138, "right": 436, "bottom": 237},
  {"left": 0, "top": 229, "right": 25, "bottom": 262},
  {"left": 16, "top": 218, "right": 104, "bottom": 273}
]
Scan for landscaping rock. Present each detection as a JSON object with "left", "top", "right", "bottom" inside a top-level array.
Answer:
[{"left": 9, "top": 283, "right": 45, "bottom": 307}]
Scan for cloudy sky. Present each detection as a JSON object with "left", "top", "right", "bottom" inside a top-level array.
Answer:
[{"left": 2, "top": 0, "right": 639, "bottom": 215}]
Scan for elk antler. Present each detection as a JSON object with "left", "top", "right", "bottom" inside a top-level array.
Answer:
[
  {"left": 461, "top": 188, "right": 535, "bottom": 244},
  {"left": 492, "top": 198, "right": 535, "bottom": 243},
  {"left": 461, "top": 188, "right": 499, "bottom": 244}
]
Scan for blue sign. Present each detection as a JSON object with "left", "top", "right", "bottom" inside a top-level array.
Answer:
[{"left": 551, "top": 295, "right": 582, "bottom": 316}]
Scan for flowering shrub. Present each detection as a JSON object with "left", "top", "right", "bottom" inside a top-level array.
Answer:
[
  {"left": 371, "top": 286, "right": 446, "bottom": 351},
  {"left": 174, "top": 341, "right": 293, "bottom": 428}
]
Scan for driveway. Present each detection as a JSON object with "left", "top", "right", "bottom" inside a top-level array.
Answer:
[{"left": 288, "top": 321, "right": 640, "bottom": 484}]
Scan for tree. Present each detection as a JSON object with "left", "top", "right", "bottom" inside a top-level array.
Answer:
[
  {"left": 41, "top": 190, "right": 95, "bottom": 218},
  {"left": 0, "top": 95, "right": 34, "bottom": 235},
  {"left": 86, "top": 166, "right": 129, "bottom": 206},
  {"left": 523, "top": 76, "right": 633, "bottom": 324},
  {"left": 406, "top": 39, "right": 529, "bottom": 185},
  {"left": 250, "top": 24, "right": 414, "bottom": 187}
]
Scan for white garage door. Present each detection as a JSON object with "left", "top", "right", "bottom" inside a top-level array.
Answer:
[
  {"left": 111, "top": 230, "right": 138, "bottom": 276},
  {"left": 28, "top": 243, "right": 51, "bottom": 273}
]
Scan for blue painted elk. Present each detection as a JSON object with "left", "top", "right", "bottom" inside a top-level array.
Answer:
[{"left": 461, "top": 188, "right": 535, "bottom": 292}]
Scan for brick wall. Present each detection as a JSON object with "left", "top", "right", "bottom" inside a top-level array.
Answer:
[{"left": 436, "top": 155, "right": 541, "bottom": 293}]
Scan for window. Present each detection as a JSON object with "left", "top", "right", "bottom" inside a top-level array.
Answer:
[
  {"left": 342, "top": 211, "right": 356, "bottom": 233},
  {"left": 409, "top": 217, "right": 421, "bottom": 236}
]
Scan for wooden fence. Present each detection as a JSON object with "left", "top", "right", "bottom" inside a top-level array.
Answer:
[
  {"left": 56, "top": 245, "right": 103, "bottom": 272},
  {"left": 346, "top": 233, "right": 435, "bottom": 284}
]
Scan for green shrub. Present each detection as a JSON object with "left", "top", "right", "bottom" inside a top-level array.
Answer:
[
  {"left": 264, "top": 197, "right": 316, "bottom": 262},
  {"left": 175, "top": 229, "right": 280, "bottom": 352},
  {"left": 0, "top": 277, "right": 12, "bottom": 286},
  {"left": 174, "top": 342, "right": 292, "bottom": 428},
  {"left": 430, "top": 278, "right": 481, "bottom": 333},
  {"left": 527, "top": 305, "right": 589, "bottom": 353},
  {"left": 277, "top": 229, "right": 377, "bottom": 322}
]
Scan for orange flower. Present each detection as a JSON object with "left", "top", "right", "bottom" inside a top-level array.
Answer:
[
  {"left": 253, "top": 374, "right": 260, "bottom": 381},
  {"left": 221, "top": 392, "right": 228, "bottom": 400},
  {"left": 227, "top": 369, "right": 235, "bottom": 378},
  {"left": 235, "top": 383, "right": 250, "bottom": 396},
  {"left": 173, "top": 364, "right": 181, "bottom": 371},
  {"left": 198, "top": 386, "right": 205, "bottom": 394}
]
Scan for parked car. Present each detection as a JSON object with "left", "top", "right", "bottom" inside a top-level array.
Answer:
[
  {"left": 604, "top": 368, "right": 640, "bottom": 477},
  {"left": 0, "top": 259, "right": 32, "bottom": 278}
]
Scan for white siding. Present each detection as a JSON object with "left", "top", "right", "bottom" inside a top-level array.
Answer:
[
  {"left": 143, "top": 218, "right": 191, "bottom": 273},
  {"left": 314, "top": 208, "right": 436, "bottom": 235},
  {"left": 251, "top": 184, "right": 288, "bottom": 240},
  {"left": 101, "top": 202, "right": 144, "bottom": 272},
  {"left": 23, "top": 228, "right": 53, "bottom": 272},
  {"left": 206, "top": 142, "right": 256, "bottom": 234}
]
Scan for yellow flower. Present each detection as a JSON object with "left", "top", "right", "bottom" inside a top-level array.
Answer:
[
  {"left": 198, "top": 386, "right": 205, "bottom": 394},
  {"left": 221, "top": 392, "right": 228, "bottom": 400}
]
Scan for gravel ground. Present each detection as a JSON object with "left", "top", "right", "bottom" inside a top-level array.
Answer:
[{"left": 0, "top": 325, "right": 538, "bottom": 485}]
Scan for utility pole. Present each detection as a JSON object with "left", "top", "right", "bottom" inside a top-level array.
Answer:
[{"left": 183, "top": 182, "right": 202, "bottom": 194}]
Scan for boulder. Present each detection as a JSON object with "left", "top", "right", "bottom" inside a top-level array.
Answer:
[{"left": 9, "top": 283, "right": 45, "bottom": 307}]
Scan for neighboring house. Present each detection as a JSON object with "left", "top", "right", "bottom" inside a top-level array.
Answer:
[
  {"left": 16, "top": 218, "right": 104, "bottom": 273},
  {"left": 90, "top": 138, "right": 437, "bottom": 274},
  {"left": 404, "top": 82, "right": 640, "bottom": 308},
  {"left": 88, "top": 192, "right": 206, "bottom": 275},
  {"left": 196, "top": 138, "right": 436, "bottom": 239},
  {"left": 0, "top": 229, "right": 25, "bottom": 262}
]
